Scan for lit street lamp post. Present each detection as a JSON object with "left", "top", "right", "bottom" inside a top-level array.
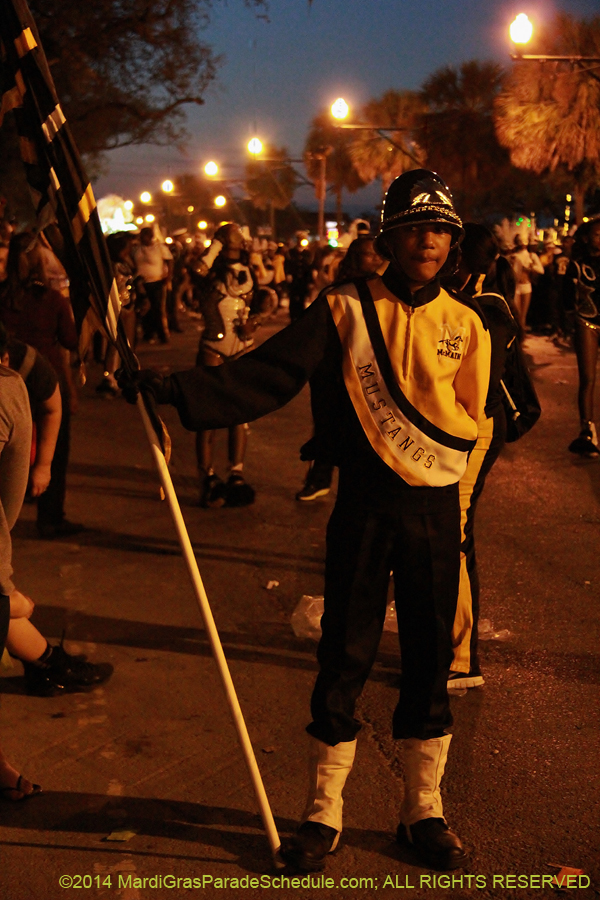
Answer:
[
  {"left": 508, "top": 13, "right": 600, "bottom": 225},
  {"left": 312, "top": 148, "right": 329, "bottom": 243},
  {"left": 329, "top": 96, "right": 422, "bottom": 231},
  {"left": 161, "top": 179, "right": 174, "bottom": 234},
  {"left": 244, "top": 138, "right": 314, "bottom": 241},
  {"left": 331, "top": 96, "right": 422, "bottom": 164},
  {"left": 509, "top": 13, "right": 600, "bottom": 77}
]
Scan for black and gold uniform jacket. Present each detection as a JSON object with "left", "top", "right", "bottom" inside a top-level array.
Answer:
[{"left": 169, "top": 270, "right": 491, "bottom": 490}]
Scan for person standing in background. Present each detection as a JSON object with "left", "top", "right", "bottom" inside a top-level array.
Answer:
[
  {"left": 0, "top": 233, "right": 81, "bottom": 539},
  {"left": 133, "top": 226, "right": 173, "bottom": 345},
  {"left": 564, "top": 218, "right": 600, "bottom": 457}
]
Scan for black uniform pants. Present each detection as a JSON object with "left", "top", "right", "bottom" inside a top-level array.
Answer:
[
  {"left": 307, "top": 481, "right": 461, "bottom": 746},
  {"left": 142, "top": 280, "right": 169, "bottom": 343}
]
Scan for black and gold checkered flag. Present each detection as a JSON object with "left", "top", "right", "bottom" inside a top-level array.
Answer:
[{"left": 0, "top": 0, "right": 137, "bottom": 373}]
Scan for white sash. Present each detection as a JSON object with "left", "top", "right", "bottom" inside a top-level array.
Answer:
[{"left": 328, "top": 285, "right": 475, "bottom": 488}]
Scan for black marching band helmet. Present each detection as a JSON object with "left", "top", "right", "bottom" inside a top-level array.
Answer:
[{"left": 375, "top": 169, "right": 464, "bottom": 260}]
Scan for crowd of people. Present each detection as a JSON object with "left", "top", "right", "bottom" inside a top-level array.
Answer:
[{"left": 0, "top": 176, "right": 599, "bottom": 872}]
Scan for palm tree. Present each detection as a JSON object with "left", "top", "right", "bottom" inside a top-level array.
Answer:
[
  {"left": 304, "top": 111, "right": 366, "bottom": 230},
  {"left": 417, "top": 60, "right": 509, "bottom": 218},
  {"left": 245, "top": 144, "right": 298, "bottom": 238},
  {"left": 349, "top": 90, "right": 425, "bottom": 200},
  {"left": 495, "top": 14, "right": 600, "bottom": 224}
]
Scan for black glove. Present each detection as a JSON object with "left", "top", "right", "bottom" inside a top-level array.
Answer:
[{"left": 116, "top": 368, "right": 174, "bottom": 405}]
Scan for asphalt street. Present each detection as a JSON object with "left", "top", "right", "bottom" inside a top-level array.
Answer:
[{"left": 1, "top": 309, "right": 599, "bottom": 900}]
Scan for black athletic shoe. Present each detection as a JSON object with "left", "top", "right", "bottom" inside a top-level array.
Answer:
[
  {"left": 199, "top": 474, "right": 227, "bottom": 508},
  {"left": 281, "top": 822, "right": 338, "bottom": 872},
  {"left": 23, "top": 644, "right": 114, "bottom": 697},
  {"left": 295, "top": 481, "right": 331, "bottom": 501},
  {"left": 398, "top": 818, "right": 468, "bottom": 871},
  {"left": 224, "top": 473, "right": 255, "bottom": 507},
  {"left": 568, "top": 432, "right": 600, "bottom": 458},
  {"left": 95, "top": 376, "right": 119, "bottom": 398}
]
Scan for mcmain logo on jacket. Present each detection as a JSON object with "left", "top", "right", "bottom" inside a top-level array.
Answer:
[{"left": 437, "top": 324, "right": 466, "bottom": 360}]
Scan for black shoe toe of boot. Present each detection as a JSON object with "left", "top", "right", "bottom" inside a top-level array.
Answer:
[
  {"left": 398, "top": 818, "right": 468, "bottom": 871},
  {"left": 281, "top": 822, "right": 338, "bottom": 872}
]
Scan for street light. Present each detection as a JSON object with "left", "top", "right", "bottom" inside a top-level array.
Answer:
[
  {"left": 247, "top": 137, "right": 263, "bottom": 156},
  {"left": 331, "top": 97, "right": 349, "bottom": 120},
  {"left": 509, "top": 13, "right": 600, "bottom": 66},
  {"left": 161, "top": 180, "right": 175, "bottom": 233},
  {"left": 507, "top": 14, "right": 600, "bottom": 227},
  {"left": 140, "top": 191, "right": 152, "bottom": 203},
  {"left": 198, "top": 220, "right": 208, "bottom": 230},
  {"left": 214, "top": 195, "right": 227, "bottom": 208},
  {"left": 124, "top": 200, "right": 134, "bottom": 211},
  {"left": 204, "top": 161, "right": 219, "bottom": 177},
  {"left": 510, "top": 13, "right": 533, "bottom": 45}
]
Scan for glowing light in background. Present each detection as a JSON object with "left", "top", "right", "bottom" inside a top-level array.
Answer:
[
  {"left": 510, "top": 13, "right": 533, "bottom": 44},
  {"left": 331, "top": 98, "right": 349, "bottom": 120},
  {"left": 247, "top": 137, "right": 263, "bottom": 155}
]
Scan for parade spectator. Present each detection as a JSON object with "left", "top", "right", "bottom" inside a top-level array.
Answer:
[
  {"left": 96, "top": 232, "right": 143, "bottom": 398},
  {"left": 0, "top": 360, "right": 41, "bottom": 798},
  {"left": 554, "top": 235, "right": 575, "bottom": 339},
  {"left": 0, "top": 325, "right": 113, "bottom": 699},
  {"left": 0, "top": 233, "right": 82, "bottom": 538},
  {"left": 266, "top": 242, "right": 287, "bottom": 303},
  {"left": 508, "top": 235, "right": 544, "bottom": 332},
  {"left": 306, "top": 244, "right": 343, "bottom": 305},
  {"left": 564, "top": 218, "right": 600, "bottom": 456},
  {"left": 285, "top": 232, "right": 312, "bottom": 321},
  {"left": 133, "top": 226, "right": 173, "bottom": 344},
  {"left": 5, "top": 334, "right": 61, "bottom": 498},
  {"left": 528, "top": 239, "right": 563, "bottom": 336},
  {"left": 120, "top": 170, "right": 491, "bottom": 872},
  {"left": 249, "top": 241, "right": 279, "bottom": 312}
]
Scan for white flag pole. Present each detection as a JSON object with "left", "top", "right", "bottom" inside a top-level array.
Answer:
[{"left": 136, "top": 394, "right": 283, "bottom": 866}]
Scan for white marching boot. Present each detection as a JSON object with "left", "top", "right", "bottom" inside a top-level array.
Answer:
[
  {"left": 398, "top": 734, "right": 468, "bottom": 870},
  {"left": 283, "top": 737, "right": 357, "bottom": 871}
]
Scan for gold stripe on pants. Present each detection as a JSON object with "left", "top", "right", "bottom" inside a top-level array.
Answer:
[{"left": 451, "top": 415, "right": 495, "bottom": 673}]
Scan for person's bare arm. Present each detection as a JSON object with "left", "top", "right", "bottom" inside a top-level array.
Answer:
[
  {"left": 29, "top": 384, "right": 61, "bottom": 497},
  {"left": 9, "top": 588, "right": 34, "bottom": 619}
]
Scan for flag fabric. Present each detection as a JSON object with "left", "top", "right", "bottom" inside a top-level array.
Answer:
[{"left": 0, "top": 0, "right": 137, "bottom": 373}]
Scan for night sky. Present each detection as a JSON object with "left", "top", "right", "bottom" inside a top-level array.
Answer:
[{"left": 94, "top": 0, "right": 600, "bottom": 215}]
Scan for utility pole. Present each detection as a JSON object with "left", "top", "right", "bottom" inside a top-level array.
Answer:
[{"left": 311, "top": 147, "right": 330, "bottom": 243}]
